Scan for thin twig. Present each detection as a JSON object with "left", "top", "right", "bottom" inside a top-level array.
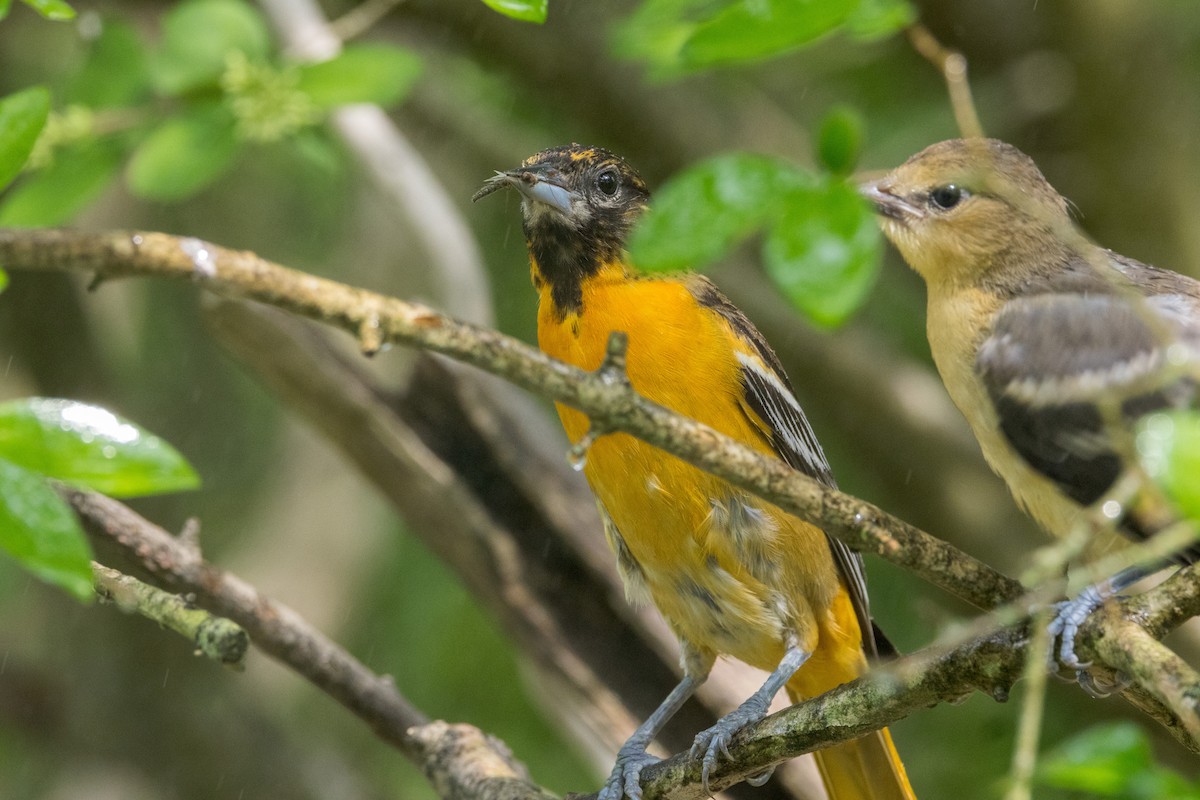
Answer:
[
  {"left": 328, "top": 0, "right": 408, "bottom": 42},
  {"left": 68, "top": 488, "right": 430, "bottom": 753},
  {"left": 906, "top": 24, "right": 985, "bottom": 139},
  {"left": 92, "top": 561, "right": 249, "bottom": 669},
  {"left": 1003, "top": 610, "right": 1051, "bottom": 800}
]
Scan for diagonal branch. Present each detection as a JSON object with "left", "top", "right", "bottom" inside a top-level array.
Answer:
[
  {"left": 69, "top": 488, "right": 557, "bottom": 800},
  {"left": 0, "top": 227, "right": 1021, "bottom": 612}
]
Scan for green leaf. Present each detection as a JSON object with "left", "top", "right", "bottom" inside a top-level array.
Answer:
[
  {"left": 0, "top": 86, "right": 51, "bottom": 191},
  {"left": 0, "top": 0, "right": 11, "bottom": 21},
  {"left": 681, "top": 0, "right": 857, "bottom": 68},
  {"left": 0, "top": 268, "right": 8, "bottom": 294},
  {"left": 844, "top": 0, "right": 916, "bottom": 40},
  {"left": 19, "top": 0, "right": 74, "bottom": 20},
  {"left": 67, "top": 19, "right": 151, "bottom": 108},
  {"left": 816, "top": 105, "right": 864, "bottom": 174},
  {"left": 296, "top": 45, "right": 422, "bottom": 109},
  {"left": 0, "top": 398, "right": 199, "bottom": 497},
  {"left": 1137, "top": 410, "right": 1200, "bottom": 522},
  {"left": 628, "top": 153, "right": 811, "bottom": 272},
  {"left": 0, "top": 458, "right": 93, "bottom": 603},
  {"left": 154, "top": 0, "right": 272, "bottom": 95},
  {"left": 126, "top": 104, "right": 239, "bottom": 201},
  {"left": 0, "top": 139, "right": 123, "bottom": 226},
  {"left": 479, "top": 0, "right": 547, "bottom": 23},
  {"left": 763, "top": 179, "right": 880, "bottom": 328}
]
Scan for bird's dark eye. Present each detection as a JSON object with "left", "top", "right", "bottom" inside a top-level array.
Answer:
[
  {"left": 929, "top": 184, "right": 966, "bottom": 210},
  {"left": 596, "top": 170, "right": 619, "bottom": 196}
]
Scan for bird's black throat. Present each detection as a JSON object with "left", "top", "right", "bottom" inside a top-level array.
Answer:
[{"left": 525, "top": 214, "right": 622, "bottom": 320}]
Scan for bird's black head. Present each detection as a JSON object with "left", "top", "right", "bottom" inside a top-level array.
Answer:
[{"left": 474, "top": 144, "right": 650, "bottom": 316}]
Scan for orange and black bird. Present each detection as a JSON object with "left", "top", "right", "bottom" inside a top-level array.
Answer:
[
  {"left": 863, "top": 138, "right": 1200, "bottom": 668},
  {"left": 476, "top": 144, "right": 915, "bottom": 800}
]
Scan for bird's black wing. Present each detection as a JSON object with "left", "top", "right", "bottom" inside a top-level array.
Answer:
[{"left": 687, "top": 276, "right": 879, "bottom": 656}]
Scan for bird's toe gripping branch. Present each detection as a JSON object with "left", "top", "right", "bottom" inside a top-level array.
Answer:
[
  {"left": 1048, "top": 566, "right": 1146, "bottom": 695},
  {"left": 598, "top": 745, "right": 662, "bottom": 800}
]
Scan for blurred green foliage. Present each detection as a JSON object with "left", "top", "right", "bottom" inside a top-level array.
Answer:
[
  {"left": 0, "top": 87, "right": 49, "bottom": 190},
  {"left": 1138, "top": 410, "right": 1200, "bottom": 524},
  {"left": 614, "top": 0, "right": 914, "bottom": 76},
  {"left": 0, "top": 0, "right": 421, "bottom": 218},
  {"left": 1036, "top": 722, "right": 1200, "bottom": 799},
  {"left": 629, "top": 153, "right": 879, "bottom": 326},
  {"left": 0, "top": 456, "right": 92, "bottom": 600},
  {"left": 0, "top": 0, "right": 74, "bottom": 21},
  {"left": 481, "top": 0, "right": 547, "bottom": 24}
]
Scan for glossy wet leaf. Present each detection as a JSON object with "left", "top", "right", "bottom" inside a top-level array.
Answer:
[
  {"left": 154, "top": 0, "right": 271, "bottom": 95},
  {"left": 0, "top": 458, "right": 93, "bottom": 603},
  {"left": 0, "top": 139, "right": 123, "bottom": 226},
  {"left": 67, "top": 18, "right": 150, "bottom": 108},
  {"left": 1137, "top": 410, "right": 1200, "bottom": 522},
  {"left": 0, "top": 398, "right": 199, "bottom": 497},
  {"left": 297, "top": 45, "right": 422, "bottom": 109},
  {"left": 126, "top": 104, "right": 239, "bottom": 201},
  {"left": 0, "top": 86, "right": 50, "bottom": 191},
  {"left": 20, "top": 0, "right": 74, "bottom": 19},
  {"left": 764, "top": 179, "right": 880, "bottom": 328},
  {"left": 628, "top": 152, "right": 811, "bottom": 272},
  {"left": 480, "top": 0, "right": 547, "bottom": 23}
]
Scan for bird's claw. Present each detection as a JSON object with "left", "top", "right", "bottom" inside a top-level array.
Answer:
[
  {"left": 597, "top": 745, "right": 661, "bottom": 800},
  {"left": 1047, "top": 585, "right": 1108, "bottom": 670},
  {"left": 689, "top": 700, "right": 769, "bottom": 793},
  {"left": 1075, "top": 667, "right": 1130, "bottom": 698},
  {"left": 1046, "top": 584, "right": 1135, "bottom": 696}
]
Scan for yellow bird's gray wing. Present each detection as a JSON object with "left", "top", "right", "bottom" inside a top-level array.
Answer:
[{"left": 976, "top": 255, "right": 1200, "bottom": 559}]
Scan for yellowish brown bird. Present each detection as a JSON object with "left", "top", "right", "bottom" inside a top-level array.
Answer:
[
  {"left": 863, "top": 138, "right": 1200, "bottom": 667},
  {"left": 477, "top": 144, "right": 915, "bottom": 800}
]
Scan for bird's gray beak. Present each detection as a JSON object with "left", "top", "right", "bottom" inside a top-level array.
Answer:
[
  {"left": 859, "top": 180, "right": 921, "bottom": 223},
  {"left": 472, "top": 165, "right": 576, "bottom": 215}
]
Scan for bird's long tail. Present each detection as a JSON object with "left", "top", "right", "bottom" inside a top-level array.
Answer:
[{"left": 811, "top": 726, "right": 916, "bottom": 800}]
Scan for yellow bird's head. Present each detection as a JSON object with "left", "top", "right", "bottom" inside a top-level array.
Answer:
[{"left": 862, "top": 138, "right": 1073, "bottom": 289}]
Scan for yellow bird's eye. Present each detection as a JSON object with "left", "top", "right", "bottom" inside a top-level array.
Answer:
[{"left": 929, "top": 184, "right": 966, "bottom": 210}]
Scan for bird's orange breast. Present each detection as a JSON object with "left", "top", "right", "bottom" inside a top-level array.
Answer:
[{"left": 536, "top": 266, "right": 858, "bottom": 686}]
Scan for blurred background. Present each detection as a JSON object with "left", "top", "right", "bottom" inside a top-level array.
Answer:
[{"left": 1, "top": 0, "right": 1199, "bottom": 798}]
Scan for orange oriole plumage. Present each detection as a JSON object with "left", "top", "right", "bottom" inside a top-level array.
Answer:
[{"left": 476, "top": 144, "right": 915, "bottom": 800}]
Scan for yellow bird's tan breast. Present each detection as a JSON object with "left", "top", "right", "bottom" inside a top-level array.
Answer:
[{"left": 926, "top": 285, "right": 1092, "bottom": 541}]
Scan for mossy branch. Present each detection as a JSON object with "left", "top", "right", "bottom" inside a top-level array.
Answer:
[{"left": 93, "top": 561, "right": 249, "bottom": 669}]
